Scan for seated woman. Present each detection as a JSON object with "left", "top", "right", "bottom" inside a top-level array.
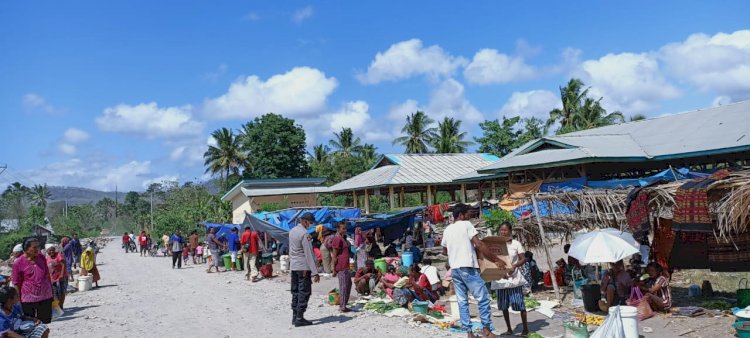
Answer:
[
  {"left": 354, "top": 260, "right": 382, "bottom": 296},
  {"left": 599, "top": 260, "right": 631, "bottom": 312},
  {"left": 638, "top": 262, "right": 672, "bottom": 311},
  {"left": 379, "top": 265, "right": 401, "bottom": 299},
  {"left": 366, "top": 237, "right": 382, "bottom": 259},
  {"left": 0, "top": 286, "right": 50, "bottom": 338},
  {"left": 408, "top": 265, "right": 437, "bottom": 303}
]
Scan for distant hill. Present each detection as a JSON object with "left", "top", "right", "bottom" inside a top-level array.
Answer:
[{"left": 47, "top": 179, "right": 223, "bottom": 205}]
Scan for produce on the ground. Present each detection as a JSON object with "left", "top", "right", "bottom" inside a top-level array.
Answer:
[
  {"left": 700, "top": 300, "right": 731, "bottom": 310},
  {"left": 364, "top": 301, "right": 402, "bottom": 314},
  {"left": 524, "top": 296, "right": 541, "bottom": 309}
]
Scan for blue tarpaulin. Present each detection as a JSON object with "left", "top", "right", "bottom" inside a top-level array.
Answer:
[
  {"left": 540, "top": 177, "right": 587, "bottom": 192},
  {"left": 512, "top": 200, "right": 578, "bottom": 218},
  {"left": 588, "top": 167, "right": 708, "bottom": 189},
  {"left": 201, "top": 223, "right": 242, "bottom": 240}
]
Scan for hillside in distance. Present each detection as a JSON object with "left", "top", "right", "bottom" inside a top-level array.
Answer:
[{"left": 46, "top": 179, "right": 221, "bottom": 205}]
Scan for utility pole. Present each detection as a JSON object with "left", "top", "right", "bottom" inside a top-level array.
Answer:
[
  {"left": 150, "top": 191, "right": 154, "bottom": 232},
  {"left": 115, "top": 185, "right": 118, "bottom": 218}
]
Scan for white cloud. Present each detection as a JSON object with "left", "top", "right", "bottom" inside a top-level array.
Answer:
[
  {"left": 463, "top": 49, "right": 537, "bottom": 85},
  {"left": 24, "top": 159, "right": 154, "bottom": 191},
  {"left": 22, "top": 93, "right": 62, "bottom": 114},
  {"left": 58, "top": 144, "right": 76, "bottom": 155},
  {"left": 328, "top": 101, "right": 371, "bottom": 134},
  {"left": 168, "top": 136, "right": 213, "bottom": 165},
  {"left": 357, "top": 39, "right": 467, "bottom": 84},
  {"left": 204, "top": 64, "right": 228, "bottom": 82},
  {"left": 660, "top": 30, "right": 750, "bottom": 101},
  {"left": 63, "top": 128, "right": 89, "bottom": 143},
  {"left": 574, "top": 52, "right": 680, "bottom": 114},
  {"left": 386, "top": 79, "right": 484, "bottom": 137},
  {"left": 203, "top": 67, "right": 338, "bottom": 119},
  {"left": 96, "top": 102, "right": 203, "bottom": 139},
  {"left": 498, "top": 90, "right": 561, "bottom": 120},
  {"left": 142, "top": 175, "right": 180, "bottom": 189},
  {"left": 292, "top": 6, "right": 313, "bottom": 24}
]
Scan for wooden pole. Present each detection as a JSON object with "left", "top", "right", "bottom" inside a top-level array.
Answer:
[
  {"left": 426, "top": 185, "right": 433, "bottom": 205},
  {"left": 352, "top": 190, "right": 358, "bottom": 207},
  {"left": 400, "top": 187, "right": 405, "bottom": 207},
  {"left": 531, "top": 194, "right": 561, "bottom": 300},
  {"left": 491, "top": 180, "right": 497, "bottom": 199},
  {"left": 460, "top": 184, "right": 466, "bottom": 203},
  {"left": 364, "top": 189, "right": 370, "bottom": 214},
  {"left": 388, "top": 186, "right": 395, "bottom": 210}
]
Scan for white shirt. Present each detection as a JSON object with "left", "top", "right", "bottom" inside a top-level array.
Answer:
[
  {"left": 421, "top": 265, "right": 440, "bottom": 285},
  {"left": 491, "top": 239, "right": 526, "bottom": 289},
  {"left": 441, "top": 220, "right": 479, "bottom": 269}
]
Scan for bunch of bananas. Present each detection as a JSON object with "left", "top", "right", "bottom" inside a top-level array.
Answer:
[{"left": 575, "top": 313, "right": 605, "bottom": 326}]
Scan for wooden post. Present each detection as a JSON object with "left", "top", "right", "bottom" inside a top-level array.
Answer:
[
  {"left": 364, "top": 189, "right": 370, "bottom": 214},
  {"left": 426, "top": 185, "right": 433, "bottom": 205},
  {"left": 478, "top": 181, "right": 484, "bottom": 215},
  {"left": 491, "top": 180, "right": 497, "bottom": 199},
  {"left": 460, "top": 184, "right": 466, "bottom": 203},
  {"left": 400, "top": 187, "right": 405, "bottom": 207},
  {"left": 388, "top": 186, "right": 395, "bottom": 210},
  {"left": 531, "top": 194, "right": 561, "bottom": 300},
  {"left": 352, "top": 190, "right": 358, "bottom": 207}
]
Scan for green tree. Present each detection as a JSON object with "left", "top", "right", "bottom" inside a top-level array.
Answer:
[
  {"left": 547, "top": 78, "right": 625, "bottom": 134},
  {"left": 309, "top": 144, "right": 334, "bottom": 182},
  {"left": 547, "top": 78, "right": 589, "bottom": 132},
  {"left": 359, "top": 143, "right": 378, "bottom": 167},
  {"left": 240, "top": 113, "right": 311, "bottom": 179},
  {"left": 432, "top": 117, "right": 472, "bottom": 153},
  {"left": 95, "top": 197, "right": 116, "bottom": 222},
  {"left": 393, "top": 111, "right": 436, "bottom": 154},
  {"left": 516, "top": 117, "right": 545, "bottom": 146},
  {"left": 572, "top": 97, "right": 624, "bottom": 131},
  {"left": 29, "top": 184, "right": 51, "bottom": 208},
  {"left": 629, "top": 114, "right": 647, "bottom": 122},
  {"left": 204, "top": 127, "right": 249, "bottom": 192},
  {"left": 1, "top": 182, "right": 29, "bottom": 220},
  {"left": 475, "top": 116, "right": 523, "bottom": 157},
  {"left": 329, "top": 128, "right": 362, "bottom": 158}
]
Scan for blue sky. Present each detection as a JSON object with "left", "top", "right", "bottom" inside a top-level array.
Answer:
[{"left": 1, "top": 1, "right": 749, "bottom": 191}]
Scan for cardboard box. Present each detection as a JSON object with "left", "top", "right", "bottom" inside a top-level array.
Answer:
[{"left": 477, "top": 236, "right": 513, "bottom": 281}]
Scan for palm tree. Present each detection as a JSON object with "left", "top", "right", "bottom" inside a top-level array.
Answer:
[
  {"left": 359, "top": 143, "right": 378, "bottom": 166},
  {"left": 393, "top": 111, "right": 437, "bottom": 153},
  {"left": 546, "top": 78, "right": 589, "bottom": 133},
  {"left": 629, "top": 114, "right": 647, "bottom": 122},
  {"left": 2, "top": 182, "right": 29, "bottom": 219},
  {"left": 310, "top": 144, "right": 330, "bottom": 165},
  {"left": 29, "top": 184, "right": 51, "bottom": 208},
  {"left": 432, "top": 117, "right": 472, "bottom": 153},
  {"left": 573, "top": 98, "right": 625, "bottom": 130},
  {"left": 329, "top": 128, "right": 362, "bottom": 157},
  {"left": 203, "top": 128, "right": 250, "bottom": 192}
]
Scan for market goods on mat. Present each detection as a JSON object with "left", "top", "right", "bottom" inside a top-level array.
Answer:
[
  {"left": 364, "top": 302, "right": 402, "bottom": 314},
  {"left": 524, "top": 296, "right": 541, "bottom": 309},
  {"left": 576, "top": 312, "right": 605, "bottom": 326},
  {"left": 700, "top": 300, "right": 731, "bottom": 310}
]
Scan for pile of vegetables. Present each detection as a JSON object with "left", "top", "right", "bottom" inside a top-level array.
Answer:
[
  {"left": 363, "top": 302, "right": 402, "bottom": 314},
  {"left": 700, "top": 300, "right": 731, "bottom": 310},
  {"left": 524, "top": 296, "right": 541, "bottom": 309},
  {"left": 427, "top": 310, "right": 444, "bottom": 319}
]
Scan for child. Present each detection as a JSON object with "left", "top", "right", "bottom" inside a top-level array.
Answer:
[
  {"left": 196, "top": 243, "right": 204, "bottom": 264},
  {"left": 182, "top": 246, "right": 189, "bottom": 265},
  {"left": 0, "top": 286, "right": 50, "bottom": 338}
]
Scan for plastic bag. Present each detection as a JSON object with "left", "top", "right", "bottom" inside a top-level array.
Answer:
[
  {"left": 591, "top": 306, "right": 625, "bottom": 338},
  {"left": 626, "top": 287, "right": 643, "bottom": 306},
  {"left": 51, "top": 299, "right": 64, "bottom": 320},
  {"left": 563, "top": 320, "right": 589, "bottom": 338},
  {"left": 637, "top": 298, "right": 654, "bottom": 320}
]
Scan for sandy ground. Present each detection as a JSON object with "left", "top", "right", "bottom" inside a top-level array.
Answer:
[{"left": 47, "top": 239, "right": 739, "bottom": 338}]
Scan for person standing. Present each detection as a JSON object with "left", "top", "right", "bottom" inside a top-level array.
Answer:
[
  {"left": 161, "top": 233, "right": 170, "bottom": 255},
  {"left": 492, "top": 222, "right": 529, "bottom": 337},
  {"left": 45, "top": 246, "right": 68, "bottom": 310},
  {"left": 205, "top": 228, "right": 223, "bottom": 273},
  {"left": 71, "top": 234, "right": 82, "bottom": 269},
  {"left": 330, "top": 221, "right": 353, "bottom": 313},
  {"left": 319, "top": 228, "right": 333, "bottom": 274},
  {"left": 11, "top": 238, "right": 54, "bottom": 324},
  {"left": 138, "top": 231, "right": 148, "bottom": 257},
  {"left": 226, "top": 228, "right": 240, "bottom": 271},
  {"left": 61, "top": 236, "right": 75, "bottom": 282},
  {"left": 240, "top": 227, "right": 260, "bottom": 282},
  {"left": 121, "top": 232, "right": 130, "bottom": 253},
  {"left": 441, "top": 203, "right": 505, "bottom": 338},
  {"left": 289, "top": 212, "right": 320, "bottom": 327},
  {"left": 354, "top": 227, "right": 367, "bottom": 271},
  {"left": 80, "top": 247, "right": 100, "bottom": 288},
  {"left": 169, "top": 231, "right": 185, "bottom": 269},
  {"left": 189, "top": 230, "right": 199, "bottom": 265}
]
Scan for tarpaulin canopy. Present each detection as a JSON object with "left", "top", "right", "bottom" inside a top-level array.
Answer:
[
  {"left": 588, "top": 167, "right": 708, "bottom": 189},
  {"left": 513, "top": 200, "right": 578, "bottom": 219},
  {"left": 243, "top": 207, "right": 361, "bottom": 246},
  {"left": 540, "top": 176, "right": 587, "bottom": 192},
  {"left": 201, "top": 223, "right": 242, "bottom": 240}
]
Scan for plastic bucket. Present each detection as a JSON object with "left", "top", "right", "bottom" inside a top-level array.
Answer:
[
  {"left": 573, "top": 279, "right": 588, "bottom": 299},
  {"left": 222, "top": 254, "right": 232, "bottom": 270},
  {"left": 617, "top": 306, "right": 639, "bottom": 338},
  {"left": 78, "top": 275, "right": 92, "bottom": 292},
  {"left": 402, "top": 252, "right": 414, "bottom": 267},
  {"left": 581, "top": 284, "right": 601, "bottom": 313},
  {"left": 735, "top": 322, "right": 750, "bottom": 338},
  {"left": 328, "top": 291, "right": 340, "bottom": 305},
  {"left": 261, "top": 253, "right": 273, "bottom": 265},
  {"left": 236, "top": 255, "right": 243, "bottom": 271},
  {"left": 374, "top": 258, "right": 387, "bottom": 273},
  {"left": 279, "top": 255, "right": 290, "bottom": 272},
  {"left": 412, "top": 300, "right": 429, "bottom": 314}
]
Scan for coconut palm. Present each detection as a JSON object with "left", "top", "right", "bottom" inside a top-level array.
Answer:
[
  {"left": 573, "top": 98, "right": 625, "bottom": 130},
  {"left": 1, "top": 182, "right": 29, "bottom": 220},
  {"left": 629, "top": 114, "right": 647, "bottom": 122},
  {"left": 310, "top": 144, "right": 330, "bottom": 165},
  {"left": 329, "top": 128, "right": 362, "bottom": 157},
  {"left": 432, "top": 117, "right": 472, "bottom": 153},
  {"left": 359, "top": 143, "right": 378, "bottom": 166},
  {"left": 203, "top": 128, "right": 250, "bottom": 192},
  {"left": 29, "top": 184, "right": 51, "bottom": 208},
  {"left": 546, "top": 78, "right": 589, "bottom": 132},
  {"left": 393, "top": 111, "right": 437, "bottom": 153}
]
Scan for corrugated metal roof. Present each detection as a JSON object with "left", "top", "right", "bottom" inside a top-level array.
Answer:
[
  {"left": 329, "top": 154, "right": 499, "bottom": 192},
  {"left": 479, "top": 100, "right": 750, "bottom": 173},
  {"left": 241, "top": 186, "right": 330, "bottom": 197}
]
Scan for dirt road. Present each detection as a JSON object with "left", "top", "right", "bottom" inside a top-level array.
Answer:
[{"left": 47, "top": 241, "right": 441, "bottom": 338}]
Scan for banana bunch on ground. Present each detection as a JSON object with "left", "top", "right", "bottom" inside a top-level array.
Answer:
[{"left": 575, "top": 312, "right": 606, "bottom": 326}]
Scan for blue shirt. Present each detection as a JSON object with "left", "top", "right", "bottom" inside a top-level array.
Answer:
[
  {"left": 0, "top": 303, "right": 24, "bottom": 335},
  {"left": 170, "top": 234, "right": 184, "bottom": 252},
  {"left": 226, "top": 233, "right": 240, "bottom": 251}
]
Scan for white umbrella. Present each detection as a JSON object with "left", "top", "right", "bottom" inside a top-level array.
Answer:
[{"left": 568, "top": 228, "right": 639, "bottom": 264}]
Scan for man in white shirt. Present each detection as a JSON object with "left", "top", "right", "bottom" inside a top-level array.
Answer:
[
  {"left": 441, "top": 203, "right": 505, "bottom": 338},
  {"left": 491, "top": 222, "right": 529, "bottom": 336}
]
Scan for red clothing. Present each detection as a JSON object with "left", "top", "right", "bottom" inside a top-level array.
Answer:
[
  {"left": 330, "top": 235, "right": 351, "bottom": 272},
  {"left": 122, "top": 235, "right": 130, "bottom": 244},
  {"left": 138, "top": 235, "right": 148, "bottom": 246},
  {"left": 241, "top": 230, "right": 260, "bottom": 254},
  {"left": 313, "top": 247, "right": 321, "bottom": 261},
  {"left": 418, "top": 274, "right": 432, "bottom": 290}
]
